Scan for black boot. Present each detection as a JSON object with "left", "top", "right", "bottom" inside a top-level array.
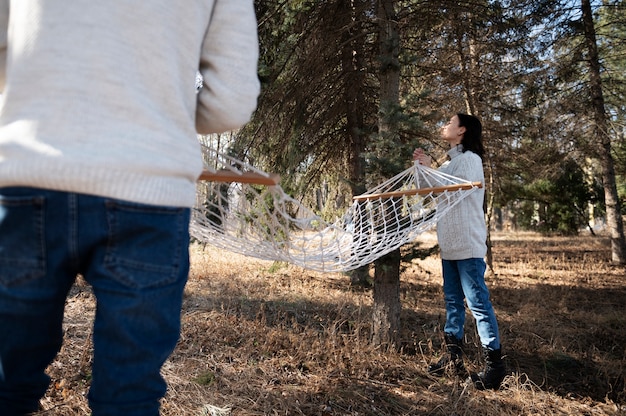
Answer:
[
  {"left": 470, "top": 348, "right": 506, "bottom": 390},
  {"left": 428, "top": 333, "right": 465, "bottom": 376}
]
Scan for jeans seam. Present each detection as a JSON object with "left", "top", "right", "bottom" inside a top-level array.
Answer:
[{"left": 68, "top": 193, "right": 80, "bottom": 273}]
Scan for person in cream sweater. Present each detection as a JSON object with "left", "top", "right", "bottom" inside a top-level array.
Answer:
[
  {"left": 0, "top": 1, "right": 259, "bottom": 414},
  {"left": 414, "top": 113, "right": 505, "bottom": 391}
]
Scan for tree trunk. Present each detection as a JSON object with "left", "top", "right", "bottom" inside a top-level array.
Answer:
[
  {"left": 340, "top": 0, "right": 370, "bottom": 286},
  {"left": 372, "top": 0, "right": 401, "bottom": 348},
  {"left": 372, "top": 249, "right": 401, "bottom": 348},
  {"left": 377, "top": 0, "right": 400, "bottom": 117},
  {"left": 452, "top": 9, "right": 496, "bottom": 272},
  {"left": 581, "top": 0, "right": 626, "bottom": 264}
]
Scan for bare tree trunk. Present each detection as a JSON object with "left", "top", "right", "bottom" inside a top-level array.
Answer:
[
  {"left": 377, "top": 0, "right": 400, "bottom": 116},
  {"left": 343, "top": 0, "right": 366, "bottom": 195},
  {"left": 452, "top": 9, "right": 495, "bottom": 272},
  {"left": 581, "top": 0, "right": 626, "bottom": 264},
  {"left": 372, "top": 248, "right": 401, "bottom": 348},
  {"left": 372, "top": 0, "right": 401, "bottom": 348},
  {"left": 340, "top": 0, "right": 371, "bottom": 286},
  {"left": 454, "top": 21, "right": 478, "bottom": 116}
]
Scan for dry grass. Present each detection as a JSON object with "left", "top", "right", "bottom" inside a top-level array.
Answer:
[{"left": 35, "top": 231, "right": 625, "bottom": 415}]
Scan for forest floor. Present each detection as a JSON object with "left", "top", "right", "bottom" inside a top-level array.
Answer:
[{"left": 35, "top": 231, "right": 625, "bottom": 415}]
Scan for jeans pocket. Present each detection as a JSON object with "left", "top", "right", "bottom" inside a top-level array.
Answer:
[
  {"left": 104, "top": 201, "right": 190, "bottom": 290},
  {"left": 0, "top": 194, "right": 46, "bottom": 286}
]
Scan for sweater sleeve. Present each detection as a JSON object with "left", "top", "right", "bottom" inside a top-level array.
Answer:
[{"left": 195, "top": 0, "right": 260, "bottom": 134}]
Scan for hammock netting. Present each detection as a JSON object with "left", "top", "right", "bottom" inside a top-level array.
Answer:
[{"left": 190, "top": 141, "right": 481, "bottom": 273}]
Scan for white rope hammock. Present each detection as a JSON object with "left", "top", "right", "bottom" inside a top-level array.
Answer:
[{"left": 190, "top": 141, "right": 482, "bottom": 272}]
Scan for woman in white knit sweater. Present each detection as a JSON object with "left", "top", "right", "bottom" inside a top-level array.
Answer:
[
  {"left": 0, "top": 1, "right": 259, "bottom": 414},
  {"left": 414, "top": 114, "right": 505, "bottom": 390}
]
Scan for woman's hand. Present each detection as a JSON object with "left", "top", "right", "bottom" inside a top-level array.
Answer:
[{"left": 412, "top": 148, "right": 432, "bottom": 167}]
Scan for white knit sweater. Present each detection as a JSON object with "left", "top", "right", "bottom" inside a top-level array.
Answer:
[
  {"left": 437, "top": 146, "right": 487, "bottom": 260},
  {"left": 0, "top": 0, "right": 260, "bottom": 207}
]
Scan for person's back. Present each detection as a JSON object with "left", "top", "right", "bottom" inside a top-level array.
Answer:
[
  {"left": 0, "top": 0, "right": 259, "bottom": 207},
  {"left": 0, "top": 1, "right": 259, "bottom": 414},
  {"left": 436, "top": 146, "right": 487, "bottom": 260}
]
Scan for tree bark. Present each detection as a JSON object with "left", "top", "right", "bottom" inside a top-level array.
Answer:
[
  {"left": 372, "top": 248, "right": 401, "bottom": 348},
  {"left": 451, "top": 7, "right": 496, "bottom": 272},
  {"left": 372, "top": 0, "right": 402, "bottom": 348},
  {"left": 581, "top": 0, "right": 626, "bottom": 264},
  {"left": 340, "top": 0, "right": 371, "bottom": 286}
]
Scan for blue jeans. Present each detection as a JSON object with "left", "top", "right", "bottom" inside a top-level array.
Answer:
[
  {"left": 0, "top": 187, "right": 190, "bottom": 415},
  {"left": 442, "top": 258, "right": 500, "bottom": 350}
]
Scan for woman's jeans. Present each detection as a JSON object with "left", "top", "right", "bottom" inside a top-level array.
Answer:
[
  {"left": 442, "top": 258, "right": 500, "bottom": 351},
  {"left": 0, "top": 187, "right": 190, "bottom": 415}
]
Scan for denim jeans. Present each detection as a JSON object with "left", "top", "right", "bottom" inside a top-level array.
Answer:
[
  {"left": 0, "top": 187, "right": 190, "bottom": 415},
  {"left": 442, "top": 258, "right": 500, "bottom": 350}
]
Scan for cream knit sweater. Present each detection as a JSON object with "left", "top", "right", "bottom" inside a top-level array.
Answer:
[
  {"left": 437, "top": 146, "right": 487, "bottom": 260},
  {"left": 0, "top": 0, "right": 260, "bottom": 207}
]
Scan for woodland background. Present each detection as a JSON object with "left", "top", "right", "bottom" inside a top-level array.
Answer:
[
  {"left": 229, "top": 0, "right": 626, "bottom": 257},
  {"left": 204, "top": 0, "right": 626, "bottom": 349}
]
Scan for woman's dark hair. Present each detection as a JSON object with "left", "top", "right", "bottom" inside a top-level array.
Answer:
[{"left": 457, "top": 113, "right": 484, "bottom": 158}]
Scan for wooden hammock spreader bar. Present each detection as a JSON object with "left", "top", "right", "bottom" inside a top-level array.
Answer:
[
  {"left": 198, "top": 169, "right": 281, "bottom": 186},
  {"left": 353, "top": 181, "right": 482, "bottom": 201}
]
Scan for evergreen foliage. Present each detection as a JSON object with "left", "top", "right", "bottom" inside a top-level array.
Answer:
[{"left": 242, "top": 0, "right": 625, "bottom": 241}]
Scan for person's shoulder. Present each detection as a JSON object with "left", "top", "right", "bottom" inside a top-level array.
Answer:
[
  {"left": 461, "top": 150, "right": 482, "bottom": 163},
  {"left": 461, "top": 148, "right": 480, "bottom": 157}
]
